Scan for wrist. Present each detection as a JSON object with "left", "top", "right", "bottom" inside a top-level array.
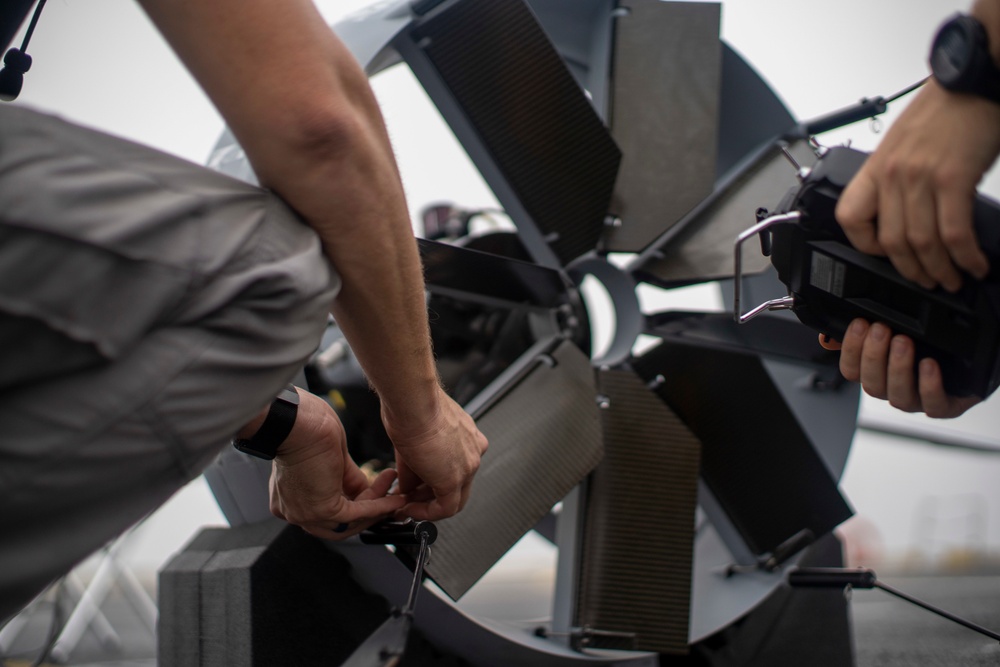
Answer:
[
  {"left": 272, "top": 390, "right": 347, "bottom": 465},
  {"left": 233, "top": 385, "right": 300, "bottom": 460},
  {"left": 379, "top": 381, "right": 445, "bottom": 439}
]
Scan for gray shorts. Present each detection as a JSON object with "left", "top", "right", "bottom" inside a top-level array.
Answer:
[{"left": 0, "top": 105, "right": 341, "bottom": 620}]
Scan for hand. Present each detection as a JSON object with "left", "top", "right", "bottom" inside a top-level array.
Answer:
[
  {"left": 382, "top": 387, "right": 489, "bottom": 521},
  {"left": 836, "top": 80, "right": 1000, "bottom": 292},
  {"left": 266, "top": 388, "right": 407, "bottom": 539},
  {"left": 819, "top": 319, "right": 980, "bottom": 418}
]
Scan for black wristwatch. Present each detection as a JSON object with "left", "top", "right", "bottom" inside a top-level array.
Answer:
[
  {"left": 929, "top": 13, "right": 1000, "bottom": 104},
  {"left": 232, "top": 384, "right": 300, "bottom": 460}
]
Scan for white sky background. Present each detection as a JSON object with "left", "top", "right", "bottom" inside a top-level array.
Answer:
[{"left": 7, "top": 0, "right": 999, "bottom": 569}]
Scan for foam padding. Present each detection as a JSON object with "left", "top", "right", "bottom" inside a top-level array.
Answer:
[{"left": 158, "top": 520, "right": 388, "bottom": 666}]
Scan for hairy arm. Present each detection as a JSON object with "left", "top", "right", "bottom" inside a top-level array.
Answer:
[{"left": 140, "top": 0, "right": 486, "bottom": 518}]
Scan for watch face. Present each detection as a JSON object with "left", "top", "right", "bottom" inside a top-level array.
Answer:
[{"left": 932, "top": 21, "right": 973, "bottom": 85}]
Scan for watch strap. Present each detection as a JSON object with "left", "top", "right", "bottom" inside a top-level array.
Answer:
[{"left": 233, "top": 384, "right": 300, "bottom": 460}]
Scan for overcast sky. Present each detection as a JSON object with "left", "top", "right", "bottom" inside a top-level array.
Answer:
[{"left": 8, "top": 0, "right": 998, "bottom": 563}]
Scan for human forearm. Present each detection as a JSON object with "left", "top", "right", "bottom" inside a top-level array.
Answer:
[
  {"left": 256, "top": 91, "right": 442, "bottom": 426},
  {"left": 139, "top": 0, "right": 441, "bottom": 423},
  {"left": 143, "top": 0, "right": 488, "bottom": 517}
]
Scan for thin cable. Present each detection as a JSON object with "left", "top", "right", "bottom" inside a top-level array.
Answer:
[
  {"left": 883, "top": 75, "right": 929, "bottom": 105},
  {"left": 875, "top": 579, "right": 1000, "bottom": 642},
  {"left": 403, "top": 533, "right": 430, "bottom": 617},
  {"left": 18, "top": 0, "right": 46, "bottom": 53}
]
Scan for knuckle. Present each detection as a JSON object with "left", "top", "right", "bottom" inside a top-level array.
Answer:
[
  {"left": 905, "top": 228, "right": 934, "bottom": 253},
  {"left": 880, "top": 155, "right": 905, "bottom": 182},
  {"left": 835, "top": 201, "right": 861, "bottom": 228},
  {"left": 939, "top": 224, "right": 972, "bottom": 248},
  {"left": 899, "top": 160, "right": 929, "bottom": 188},
  {"left": 876, "top": 228, "right": 904, "bottom": 254},
  {"left": 931, "top": 164, "right": 967, "bottom": 191}
]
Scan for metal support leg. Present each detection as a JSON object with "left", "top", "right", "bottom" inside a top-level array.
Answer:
[{"left": 49, "top": 532, "right": 157, "bottom": 663}]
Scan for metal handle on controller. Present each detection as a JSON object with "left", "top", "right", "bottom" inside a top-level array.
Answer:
[{"left": 733, "top": 211, "right": 801, "bottom": 323}]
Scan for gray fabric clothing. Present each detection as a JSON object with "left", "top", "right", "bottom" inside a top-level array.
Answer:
[{"left": 0, "top": 104, "right": 341, "bottom": 621}]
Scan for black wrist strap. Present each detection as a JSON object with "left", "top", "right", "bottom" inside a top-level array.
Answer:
[{"left": 233, "top": 385, "right": 300, "bottom": 460}]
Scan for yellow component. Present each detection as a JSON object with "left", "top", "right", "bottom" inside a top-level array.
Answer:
[{"left": 328, "top": 389, "right": 347, "bottom": 410}]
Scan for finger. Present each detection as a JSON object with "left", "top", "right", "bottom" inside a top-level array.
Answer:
[
  {"left": 951, "top": 395, "right": 983, "bottom": 418},
  {"left": 399, "top": 491, "right": 462, "bottom": 521},
  {"left": 395, "top": 459, "right": 422, "bottom": 495},
  {"left": 917, "top": 359, "right": 982, "bottom": 419},
  {"left": 430, "top": 492, "right": 462, "bottom": 519},
  {"left": 395, "top": 495, "right": 436, "bottom": 521},
  {"left": 284, "top": 489, "right": 407, "bottom": 533},
  {"left": 878, "top": 180, "right": 935, "bottom": 289},
  {"left": 905, "top": 179, "right": 961, "bottom": 292},
  {"left": 885, "top": 335, "right": 921, "bottom": 412},
  {"left": 402, "top": 483, "right": 434, "bottom": 504},
  {"left": 354, "top": 468, "right": 398, "bottom": 501},
  {"left": 340, "top": 461, "right": 371, "bottom": 499},
  {"left": 917, "top": 359, "right": 953, "bottom": 418},
  {"left": 333, "top": 494, "right": 409, "bottom": 525},
  {"left": 836, "top": 171, "right": 883, "bottom": 255},
  {"left": 937, "top": 185, "right": 990, "bottom": 281},
  {"left": 838, "top": 319, "right": 869, "bottom": 382},
  {"left": 859, "top": 323, "right": 892, "bottom": 399}
]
